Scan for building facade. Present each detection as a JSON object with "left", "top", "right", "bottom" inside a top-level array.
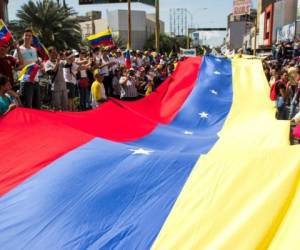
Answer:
[
  {"left": 227, "top": 9, "right": 257, "bottom": 50},
  {"left": 0, "top": 0, "right": 8, "bottom": 22},
  {"left": 79, "top": 10, "right": 164, "bottom": 49},
  {"left": 256, "top": 0, "right": 298, "bottom": 48}
]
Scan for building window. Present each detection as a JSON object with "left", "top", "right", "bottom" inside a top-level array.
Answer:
[{"left": 265, "top": 12, "right": 271, "bottom": 39}]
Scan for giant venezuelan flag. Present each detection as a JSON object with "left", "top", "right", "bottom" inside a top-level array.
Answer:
[{"left": 0, "top": 56, "right": 300, "bottom": 249}]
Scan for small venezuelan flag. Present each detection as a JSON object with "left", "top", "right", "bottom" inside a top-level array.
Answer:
[
  {"left": 125, "top": 50, "right": 131, "bottom": 69},
  {"left": 0, "top": 19, "right": 12, "bottom": 45},
  {"left": 32, "top": 34, "right": 49, "bottom": 61},
  {"left": 87, "top": 29, "right": 113, "bottom": 47},
  {"left": 18, "top": 63, "right": 39, "bottom": 82}
]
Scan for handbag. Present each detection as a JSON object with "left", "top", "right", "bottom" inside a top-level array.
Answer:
[{"left": 78, "top": 77, "right": 89, "bottom": 88}]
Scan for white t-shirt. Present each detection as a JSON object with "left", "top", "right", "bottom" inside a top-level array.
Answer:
[
  {"left": 15, "top": 46, "right": 38, "bottom": 65},
  {"left": 101, "top": 56, "right": 111, "bottom": 76},
  {"left": 116, "top": 56, "right": 125, "bottom": 66},
  {"left": 136, "top": 57, "right": 143, "bottom": 67},
  {"left": 44, "top": 60, "right": 67, "bottom": 91},
  {"left": 63, "top": 62, "right": 79, "bottom": 84},
  {"left": 75, "top": 58, "right": 88, "bottom": 78},
  {"left": 14, "top": 45, "right": 39, "bottom": 82}
]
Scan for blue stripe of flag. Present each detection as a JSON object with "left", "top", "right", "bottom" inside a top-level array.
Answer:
[{"left": 89, "top": 34, "right": 113, "bottom": 45}]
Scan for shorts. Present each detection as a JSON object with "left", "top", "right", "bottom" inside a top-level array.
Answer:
[{"left": 66, "top": 82, "right": 76, "bottom": 99}]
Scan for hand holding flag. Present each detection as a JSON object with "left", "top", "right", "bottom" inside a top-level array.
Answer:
[
  {"left": 0, "top": 19, "right": 12, "bottom": 46},
  {"left": 125, "top": 50, "right": 131, "bottom": 69},
  {"left": 18, "top": 63, "right": 40, "bottom": 82},
  {"left": 32, "top": 33, "right": 49, "bottom": 61}
]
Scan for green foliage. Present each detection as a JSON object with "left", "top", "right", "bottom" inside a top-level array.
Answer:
[
  {"left": 10, "top": 0, "right": 82, "bottom": 50},
  {"left": 144, "top": 33, "right": 189, "bottom": 53},
  {"left": 112, "top": 34, "right": 125, "bottom": 49}
]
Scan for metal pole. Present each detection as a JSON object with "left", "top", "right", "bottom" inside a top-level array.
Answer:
[
  {"left": 187, "top": 29, "right": 189, "bottom": 49},
  {"left": 253, "top": 15, "right": 257, "bottom": 56},
  {"left": 155, "top": 0, "right": 160, "bottom": 52},
  {"left": 91, "top": 12, "right": 96, "bottom": 35},
  {"left": 128, "top": 0, "right": 132, "bottom": 49}
]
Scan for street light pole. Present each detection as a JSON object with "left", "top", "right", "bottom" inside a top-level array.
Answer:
[
  {"left": 155, "top": 0, "right": 160, "bottom": 52},
  {"left": 253, "top": 15, "right": 257, "bottom": 56},
  {"left": 186, "top": 10, "right": 192, "bottom": 49},
  {"left": 128, "top": 0, "right": 132, "bottom": 49},
  {"left": 186, "top": 8, "right": 207, "bottom": 49}
]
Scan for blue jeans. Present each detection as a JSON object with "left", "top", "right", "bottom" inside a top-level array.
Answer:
[
  {"left": 289, "top": 94, "right": 299, "bottom": 119},
  {"left": 79, "top": 86, "right": 90, "bottom": 110},
  {"left": 276, "top": 97, "right": 288, "bottom": 120}
]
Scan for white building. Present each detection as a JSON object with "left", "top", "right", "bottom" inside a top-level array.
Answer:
[{"left": 79, "top": 10, "right": 165, "bottom": 49}]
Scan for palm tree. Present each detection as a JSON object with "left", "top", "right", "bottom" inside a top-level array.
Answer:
[
  {"left": 13, "top": 0, "right": 82, "bottom": 50},
  {"left": 112, "top": 34, "right": 125, "bottom": 49}
]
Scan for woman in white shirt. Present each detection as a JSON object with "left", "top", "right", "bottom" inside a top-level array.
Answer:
[{"left": 63, "top": 50, "right": 91, "bottom": 111}]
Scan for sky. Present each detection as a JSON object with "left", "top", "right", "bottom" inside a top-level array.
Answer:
[{"left": 8, "top": 0, "right": 258, "bottom": 46}]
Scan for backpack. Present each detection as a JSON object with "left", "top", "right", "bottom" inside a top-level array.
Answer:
[{"left": 270, "top": 81, "right": 278, "bottom": 101}]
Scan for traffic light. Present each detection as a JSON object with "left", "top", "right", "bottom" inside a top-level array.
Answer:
[
  {"left": 79, "top": 0, "right": 95, "bottom": 4},
  {"left": 79, "top": 0, "right": 155, "bottom": 6}
]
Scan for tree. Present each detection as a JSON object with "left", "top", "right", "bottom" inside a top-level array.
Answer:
[
  {"left": 144, "top": 33, "right": 189, "bottom": 53},
  {"left": 112, "top": 34, "right": 125, "bottom": 49},
  {"left": 144, "top": 33, "right": 172, "bottom": 53},
  {"left": 11, "top": 0, "right": 82, "bottom": 50}
]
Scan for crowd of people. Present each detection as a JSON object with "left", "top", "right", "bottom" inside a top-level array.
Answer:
[
  {"left": 3, "top": 27, "right": 300, "bottom": 134},
  {"left": 0, "top": 28, "right": 181, "bottom": 115},
  {"left": 263, "top": 39, "right": 300, "bottom": 122},
  {"left": 261, "top": 39, "right": 300, "bottom": 143}
]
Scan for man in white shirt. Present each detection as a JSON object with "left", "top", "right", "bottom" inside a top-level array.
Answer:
[
  {"left": 100, "top": 48, "right": 116, "bottom": 97},
  {"left": 14, "top": 28, "right": 40, "bottom": 109}
]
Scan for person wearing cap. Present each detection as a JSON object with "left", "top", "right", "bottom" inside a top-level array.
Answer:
[
  {"left": 75, "top": 50, "right": 91, "bottom": 111},
  {"left": 13, "top": 28, "right": 40, "bottom": 109},
  {"left": 100, "top": 47, "right": 115, "bottom": 97},
  {"left": 63, "top": 50, "right": 91, "bottom": 111},
  {"left": 0, "top": 40, "right": 23, "bottom": 105},
  {"left": 91, "top": 69, "right": 107, "bottom": 108},
  {"left": 44, "top": 47, "right": 68, "bottom": 111}
]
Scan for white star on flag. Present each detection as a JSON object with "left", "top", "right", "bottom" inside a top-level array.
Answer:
[
  {"left": 214, "top": 71, "right": 221, "bottom": 75},
  {"left": 199, "top": 112, "right": 209, "bottom": 118},
  {"left": 210, "top": 89, "right": 218, "bottom": 95},
  {"left": 183, "top": 130, "right": 194, "bottom": 135},
  {"left": 215, "top": 58, "right": 222, "bottom": 62},
  {"left": 129, "top": 148, "right": 154, "bottom": 155}
]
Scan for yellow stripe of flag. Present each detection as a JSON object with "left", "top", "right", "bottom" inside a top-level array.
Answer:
[
  {"left": 87, "top": 29, "right": 112, "bottom": 41},
  {"left": 152, "top": 58, "right": 300, "bottom": 249}
]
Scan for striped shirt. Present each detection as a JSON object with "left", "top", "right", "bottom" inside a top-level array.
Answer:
[{"left": 119, "top": 76, "right": 138, "bottom": 98}]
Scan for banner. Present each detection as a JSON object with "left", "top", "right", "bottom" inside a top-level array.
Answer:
[
  {"left": 276, "top": 22, "right": 295, "bottom": 42},
  {"left": 192, "top": 32, "right": 200, "bottom": 47},
  {"left": 298, "top": 0, "right": 300, "bottom": 21},
  {"left": 233, "top": 0, "right": 251, "bottom": 16},
  {"left": 179, "top": 48, "right": 197, "bottom": 57}
]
